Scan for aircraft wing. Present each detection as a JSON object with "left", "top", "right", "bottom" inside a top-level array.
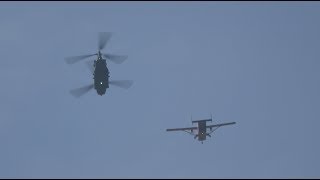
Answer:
[
  {"left": 206, "top": 122, "right": 236, "bottom": 129},
  {"left": 166, "top": 126, "right": 197, "bottom": 132}
]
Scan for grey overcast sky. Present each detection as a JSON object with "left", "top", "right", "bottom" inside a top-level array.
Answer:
[{"left": 0, "top": 1, "right": 320, "bottom": 178}]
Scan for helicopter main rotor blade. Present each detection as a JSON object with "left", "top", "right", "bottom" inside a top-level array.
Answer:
[
  {"left": 65, "top": 54, "right": 96, "bottom": 64},
  {"left": 103, "top": 53, "right": 128, "bottom": 64},
  {"left": 98, "top": 32, "right": 112, "bottom": 51},
  {"left": 109, "top": 80, "right": 133, "bottom": 89},
  {"left": 70, "top": 84, "right": 94, "bottom": 98}
]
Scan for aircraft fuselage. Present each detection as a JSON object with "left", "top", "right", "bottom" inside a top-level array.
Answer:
[
  {"left": 197, "top": 121, "right": 207, "bottom": 142},
  {"left": 93, "top": 57, "right": 109, "bottom": 96}
]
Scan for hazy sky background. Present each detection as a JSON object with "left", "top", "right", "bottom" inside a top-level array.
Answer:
[{"left": 0, "top": 2, "right": 320, "bottom": 178}]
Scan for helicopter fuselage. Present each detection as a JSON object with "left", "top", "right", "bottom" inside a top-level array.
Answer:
[{"left": 93, "top": 58, "right": 109, "bottom": 96}]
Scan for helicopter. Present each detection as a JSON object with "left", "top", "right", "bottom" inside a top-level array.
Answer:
[{"left": 65, "top": 32, "right": 133, "bottom": 97}]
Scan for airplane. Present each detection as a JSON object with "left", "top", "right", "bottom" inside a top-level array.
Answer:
[
  {"left": 166, "top": 116, "right": 236, "bottom": 144},
  {"left": 64, "top": 32, "right": 133, "bottom": 97}
]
